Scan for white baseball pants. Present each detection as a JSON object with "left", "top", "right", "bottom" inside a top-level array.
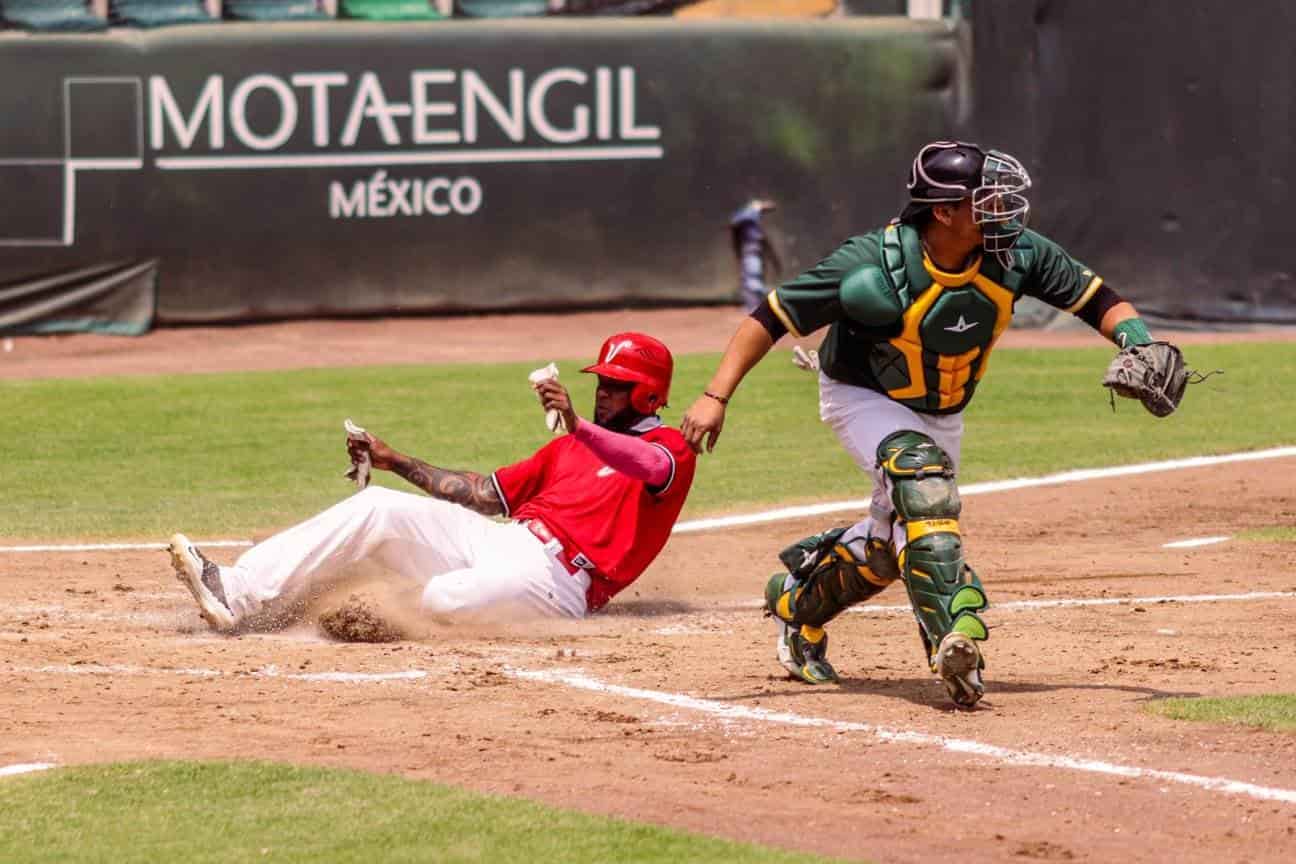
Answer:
[
  {"left": 817, "top": 373, "right": 965, "bottom": 551},
  {"left": 215, "top": 486, "right": 589, "bottom": 625}
]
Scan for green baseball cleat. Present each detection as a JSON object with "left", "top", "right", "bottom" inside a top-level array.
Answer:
[
  {"left": 766, "top": 571, "right": 840, "bottom": 684},
  {"left": 775, "top": 619, "right": 839, "bottom": 685}
]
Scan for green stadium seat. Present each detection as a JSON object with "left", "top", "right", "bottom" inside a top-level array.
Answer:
[
  {"left": 110, "top": 0, "right": 213, "bottom": 27},
  {"left": 455, "top": 0, "right": 547, "bottom": 17},
  {"left": 0, "top": 0, "right": 107, "bottom": 30},
  {"left": 222, "top": 0, "right": 328, "bottom": 19},
  {"left": 341, "top": 0, "right": 443, "bottom": 19}
]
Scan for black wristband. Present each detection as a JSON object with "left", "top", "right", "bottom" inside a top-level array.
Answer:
[{"left": 703, "top": 391, "right": 730, "bottom": 405}]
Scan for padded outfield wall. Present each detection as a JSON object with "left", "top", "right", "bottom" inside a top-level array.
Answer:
[
  {"left": 0, "top": 19, "right": 967, "bottom": 326},
  {"left": 973, "top": 0, "right": 1296, "bottom": 325}
]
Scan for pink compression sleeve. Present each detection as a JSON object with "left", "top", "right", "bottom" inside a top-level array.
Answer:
[{"left": 571, "top": 419, "right": 672, "bottom": 487}]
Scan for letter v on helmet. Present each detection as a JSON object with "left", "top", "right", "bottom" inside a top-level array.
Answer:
[{"left": 603, "top": 340, "right": 633, "bottom": 363}]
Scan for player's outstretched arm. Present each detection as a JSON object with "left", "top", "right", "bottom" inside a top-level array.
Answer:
[
  {"left": 390, "top": 455, "right": 505, "bottom": 516},
  {"left": 348, "top": 432, "right": 504, "bottom": 515},
  {"left": 1067, "top": 279, "right": 1152, "bottom": 349},
  {"left": 1097, "top": 300, "right": 1150, "bottom": 348},
  {"left": 681, "top": 317, "right": 775, "bottom": 453}
]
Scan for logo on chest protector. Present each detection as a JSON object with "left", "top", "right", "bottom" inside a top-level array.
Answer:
[{"left": 943, "top": 315, "right": 978, "bottom": 334}]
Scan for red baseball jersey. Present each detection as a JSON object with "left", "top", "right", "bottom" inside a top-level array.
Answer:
[{"left": 491, "top": 424, "right": 696, "bottom": 612}]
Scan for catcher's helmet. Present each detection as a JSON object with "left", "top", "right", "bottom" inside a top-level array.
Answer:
[
  {"left": 901, "top": 140, "right": 1032, "bottom": 261},
  {"left": 583, "top": 332, "right": 673, "bottom": 415}
]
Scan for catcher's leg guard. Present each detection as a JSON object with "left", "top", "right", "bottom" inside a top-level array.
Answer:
[
  {"left": 877, "top": 430, "right": 989, "bottom": 707},
  {"left": 763, "top": 526, "right": 901, "bottom": 684},
  {"left": 765, "top": 527, "right": 900, "bottom": 628}
]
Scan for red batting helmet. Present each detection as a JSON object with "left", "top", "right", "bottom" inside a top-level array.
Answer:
[{"left": 582, "top": 332, "right": 673, "bottom": 415}]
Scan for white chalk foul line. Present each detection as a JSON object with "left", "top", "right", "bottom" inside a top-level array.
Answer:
[
  {"left": 837, "top": 589, "right": 1296, "bottom": 617},
  {"left": 1163, "top": 536, "right": 1231, "bottom": 549},
  {"left": 4, "top": 446, "right": 1293, "bottom": 553},
  {"left": 508, "top": 666, "right": 1296, "bottom": 805},
  {"left": 671, "top": 590, "right": 1296, "bottom": 618},
  {"left": 8, "top": 590, "right": 1294, "bottom": 629},
  {"left": 0, "top": 763, "right": 55, "bottom": 778},
  {"left": 671, "top": 445, "right": 1296, "bottom": 534},
  {"left": 0, "top": 540, "right": 253, "bottom": 554},
  {"left": 1, "top": 663, "right": 427, "bottom": 683}
]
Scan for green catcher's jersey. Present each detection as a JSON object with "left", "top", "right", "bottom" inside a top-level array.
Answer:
[{"left": 768, "top": 221, "right": 1104, "bottom": 415}]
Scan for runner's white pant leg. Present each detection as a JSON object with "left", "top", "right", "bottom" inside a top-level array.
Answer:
[
  {"left": 219, "top": 487, "right": 492, "bottom": 621},
  {"left": 818, "top": 373, "right": 964, "bottom": 546},
  {"left": 421, "top": 522, "right": 589, "bottom": 620}
]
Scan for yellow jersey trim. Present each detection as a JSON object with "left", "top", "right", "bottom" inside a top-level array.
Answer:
[
  {"left": 1064, "top": 274, "right": 1105, "bottom": 315},
  {"left": 766, "top": 289, "right": 804, "bottom": 339}
]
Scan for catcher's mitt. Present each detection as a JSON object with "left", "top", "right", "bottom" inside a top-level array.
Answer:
[{"left": 1102, "top": 341, "right": 1188, "bottom": 417}]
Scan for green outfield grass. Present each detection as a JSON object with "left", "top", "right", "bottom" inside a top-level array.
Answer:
[
  {"left": 2, "top": 341, "right": 1291, "bottom": 540},
  {"left": 0, "top": 761, "right": 850, "bottom": 864},
  {"left": 1147, "top": 694, "right": 1296, "bottom": 733}
]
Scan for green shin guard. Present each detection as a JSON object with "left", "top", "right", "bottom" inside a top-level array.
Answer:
[
  {"left": 774, "top": 617, "right": 839, "bottom": 684},
  {"left": 901, "top": 544, "right": 989, "bottom": 661},
  {"left": 877, "top": 431, "right": 990, "bottom": 666},
  {"left": 900, "top": 524, "right": 989, "bottom": 707}
]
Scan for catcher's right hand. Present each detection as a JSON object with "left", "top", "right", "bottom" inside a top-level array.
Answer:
[
  {"left": 1102, "top": 341, "right": 1188, "bottom": 417},
  {"left": 792, "top": 346, "right": 820, "bottom": 372},
  {"left": 681, "top": 394, "right": 727, "bottom": 453}
]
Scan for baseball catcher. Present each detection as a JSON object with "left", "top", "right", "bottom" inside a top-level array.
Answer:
[
  {"left": 682, "top": 141, "right": 1191, "bottom": 708},
  {"left": 169, "top": 332, "right": 695, "bottom": 631}
]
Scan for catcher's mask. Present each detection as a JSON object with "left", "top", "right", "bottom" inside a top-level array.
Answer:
[
  {"left": 582, "top": 332, "right": 673, "bottom": 416},
  {"left": 901, "top": 140, "right": 1032, "bottom": 265}
]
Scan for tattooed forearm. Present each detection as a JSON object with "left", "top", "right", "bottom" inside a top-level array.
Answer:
[{"left": 391, "top": 454, "right": 504, "bottom": 516}]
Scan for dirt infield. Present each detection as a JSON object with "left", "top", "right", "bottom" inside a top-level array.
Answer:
[{"left": 3, "top": 310, "right": 1295, "bottom": 863}]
